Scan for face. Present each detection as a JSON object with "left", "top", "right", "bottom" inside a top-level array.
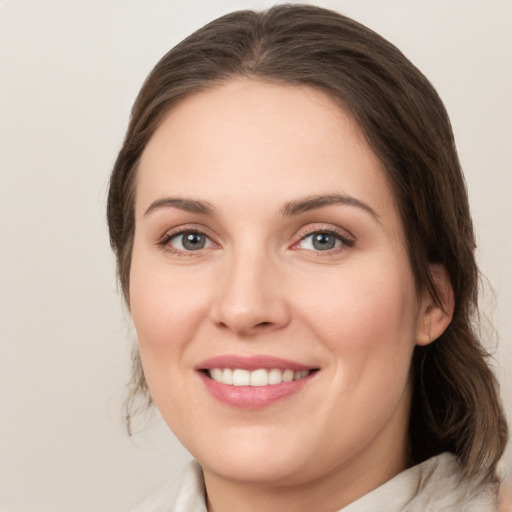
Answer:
[{"left": 130, "top": 80, "right": 429, "bottom": 491}]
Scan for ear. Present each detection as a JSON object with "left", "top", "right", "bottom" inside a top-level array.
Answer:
[{"left": 415, "top": 264, "right": 455, "bottom": 346}]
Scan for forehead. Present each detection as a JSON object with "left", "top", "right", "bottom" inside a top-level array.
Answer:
[{"left": 136, "top": 79, "right": 396, "bottom": 221}]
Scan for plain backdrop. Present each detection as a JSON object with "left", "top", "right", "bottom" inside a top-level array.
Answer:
[{"left": 1, "top": 1, "right": 511, "bottom": 511}]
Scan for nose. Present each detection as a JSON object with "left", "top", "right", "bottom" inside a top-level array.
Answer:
[{"left": 209, "top": 249, "right": 291, "bottom": 337}]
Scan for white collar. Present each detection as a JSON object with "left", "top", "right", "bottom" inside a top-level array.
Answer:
[{"left": 133, "top": 453, "right": 496, "bottom": 512}]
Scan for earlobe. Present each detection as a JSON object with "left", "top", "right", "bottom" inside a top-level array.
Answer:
[{"left": 416, "top": 264, "right": 455, "bottom": 347}]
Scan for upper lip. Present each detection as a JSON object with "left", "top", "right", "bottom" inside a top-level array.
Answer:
[{"left": 196, "top": 354, "right": 316, "bottom": 371}]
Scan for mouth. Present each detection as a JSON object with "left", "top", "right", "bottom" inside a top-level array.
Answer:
[
  {"left": 196, "top": 355, "right": 319, "bottom": 408},
  {"left": 203, "top": 368, "right": 314, "bottom": 386}
]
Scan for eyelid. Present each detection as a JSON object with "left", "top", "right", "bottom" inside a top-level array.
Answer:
[
  {"left": 291, "top": 224, "right": 355, "bottom": 252},
  {"left": 156, "top": 224, "right": 220, "bottom": 253}
]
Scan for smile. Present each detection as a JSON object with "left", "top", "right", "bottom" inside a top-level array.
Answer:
[
  {"left": 207, "top": 368, "right": 312, "bottom": 387},
  {"left": 197, "top": 355, "right": 319, "bottom": 408}
]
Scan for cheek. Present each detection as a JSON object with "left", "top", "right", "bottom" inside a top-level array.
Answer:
[
  {"left": 128, "top": 259, "right": 214, "bottom": 423},
  {"left": 296, "top": 262, "right": 418, "bottom": 446},
  {"left": 128, "top": 246, "right": 211, "bottom": 379},
  {"left": 298, "top": 257, "right": 419, "bottom": 385},
  {"left": 302, "top": 262, "right": 417, "bottom": 336}
]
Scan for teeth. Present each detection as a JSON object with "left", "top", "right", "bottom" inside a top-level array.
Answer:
[
  {"left": 250, "top": 369, "right": 269, "bottom": 387},
  {"left": 222, "top": 368, "right": 233, "bottom": 385},
  {"left": 268, "top": 368, "right": 283, "bottom": 385},
  {"left": 283, "top": 369, "right": 294, "bottom": 382},
  {"left": 208, "top": 368, "right": 312, "bottom": 386},
  {"left": 211, "top": 368, "right": 223, "bottom": 382},
  {"left": 232, "top": 369, "right": 250, "bottom": 386},
  {"left": 294, "top": 369, "right": 309, "bottom": 380}
]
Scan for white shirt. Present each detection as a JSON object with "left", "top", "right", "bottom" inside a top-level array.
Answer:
[{"left": 132, "top": 453, "right": 497, "bottom": 512}]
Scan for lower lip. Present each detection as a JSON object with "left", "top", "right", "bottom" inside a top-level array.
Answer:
[{"left": 198, "top": 372, "right": 313, "bottom": 409}]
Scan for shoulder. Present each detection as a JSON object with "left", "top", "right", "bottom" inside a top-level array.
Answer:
[
  {"left": 131, "top": 460, "right": 207, "bottom": 512},
  {"left": 410, "top": 453, "right": 498, "bottom": 511},
  {"left": 342, "top": 453, "right": 498, "bottom": 512}
]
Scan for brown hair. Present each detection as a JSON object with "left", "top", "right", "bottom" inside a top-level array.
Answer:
[{"left": 107, "top": 4, "right": 508, "bottom": 482}]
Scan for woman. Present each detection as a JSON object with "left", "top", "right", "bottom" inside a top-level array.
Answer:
[{"left": 107, "top": 5, "right": 508, "bottom": 511}]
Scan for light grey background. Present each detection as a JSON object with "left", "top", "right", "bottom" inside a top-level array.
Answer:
[{"left": 1, "top": 1, "right": 510, "bottom": 511}]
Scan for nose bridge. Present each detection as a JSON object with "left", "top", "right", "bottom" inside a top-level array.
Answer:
[{"left": 211, "top": 240, "right": 289, "bottom": 335}]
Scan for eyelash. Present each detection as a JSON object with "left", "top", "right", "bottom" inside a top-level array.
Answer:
[
  {"left": 293, "top": 227, "right": 355, "bottom": 254},
  {"left": 157, "top": 226, "right": 355, "bottom": 255},
  {"left": 157, "top": 229, "right": 216, "bottom": 255}
]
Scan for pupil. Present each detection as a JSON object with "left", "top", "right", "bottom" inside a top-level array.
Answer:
[
  {"left": 183, "top": 232, "right": 205, "bottom": 250},
  {"left": 313, "top": 233, "right": 335, "bottom": 250}
]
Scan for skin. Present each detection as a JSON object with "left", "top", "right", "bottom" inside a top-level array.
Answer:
[{"left": 130, "top": 79, "right": 452, "bottom": 512}]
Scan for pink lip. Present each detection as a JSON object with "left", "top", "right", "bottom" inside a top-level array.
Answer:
[
  {"left": 198, "top": 372, "right": 314, "bottom": 409},
  {"left": 195, "top": 355, "right": 318, "bottom": 409},
  {"left": 196, "top": 354, "right": 312, "bottom": 371}
]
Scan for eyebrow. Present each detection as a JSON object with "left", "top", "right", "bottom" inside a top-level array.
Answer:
[
  {"left": 143, "top": 197, "right": 217, "bottom": 217},
  {"left": 280, "top": 194, "right": 380, "bottom": 221},
  {"left": 143, "top": 193, "right": 379, "bottom": 221}
]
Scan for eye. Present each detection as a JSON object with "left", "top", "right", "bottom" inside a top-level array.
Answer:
[
  {"left": 296, "top": 230, "right": 353, "bottom": 252},
  {"left": 167, "top": 231, "right": 214, "bottom": 252}
]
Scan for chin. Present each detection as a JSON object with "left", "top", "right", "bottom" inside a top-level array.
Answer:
[
  {"left": 190, "top": 425, "right": 319, "bottom": 485},
  {"left": 201, "top": 450, "right": 312, "bottom": 485}
]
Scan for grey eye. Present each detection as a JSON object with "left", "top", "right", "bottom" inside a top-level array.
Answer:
[
  {"left": 299, "top": 232, "right": 343, "bottom": 251},
  {"left": 171, "top": 231, "right": 211, "bottom": 251},
  {"left": 312, "top": 233, "right": 337, "bottom": 250}
]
